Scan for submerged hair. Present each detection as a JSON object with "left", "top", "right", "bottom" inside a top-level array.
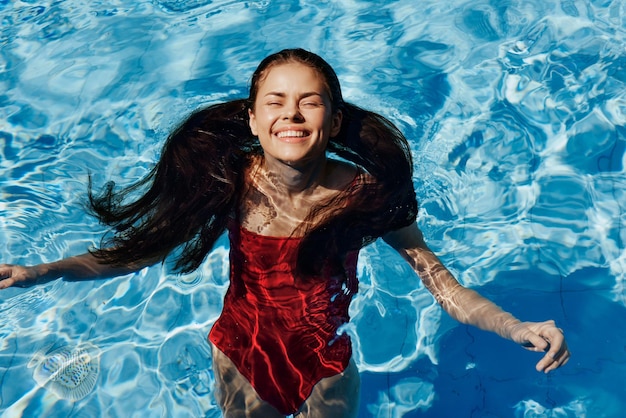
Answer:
[
  {"left": 88, "top": 48, "right": 417, "bottom": 275},
  {"left": 88, "top": 100, "right": 258, "bottom": 272}
]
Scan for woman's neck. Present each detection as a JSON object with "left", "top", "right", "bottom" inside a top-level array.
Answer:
[{"left": 260, "top": 154, "right": 328, "bottom": 198}]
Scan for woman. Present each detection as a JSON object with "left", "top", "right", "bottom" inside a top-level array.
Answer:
[{"left": 0, "top": 49, "right": 569, "bottom": 417}]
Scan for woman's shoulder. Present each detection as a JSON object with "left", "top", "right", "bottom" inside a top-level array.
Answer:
[
  {"left": 326, "top": 159, "right": 375, "bottom": 191},
  {"left": 325, "top": 159, "right": 362, "bottom": 191}
]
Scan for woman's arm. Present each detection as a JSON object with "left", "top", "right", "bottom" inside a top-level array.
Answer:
[
  {"left": 0, "top": 252, "right": 151, "bottom": 289},
  {"left": 383, "top": 222, "right": 570, "bottom": 373}
]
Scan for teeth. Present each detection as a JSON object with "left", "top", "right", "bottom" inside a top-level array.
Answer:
[{"left": 276, "top": 130, "right": 306, "bottom": 138}]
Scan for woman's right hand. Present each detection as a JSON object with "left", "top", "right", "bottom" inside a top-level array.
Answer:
[{"left": 0, "top": 264, "right": 42, "bottom": 289}]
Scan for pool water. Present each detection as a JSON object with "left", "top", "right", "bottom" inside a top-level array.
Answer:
[{"left": 1, "top": 0, "right": 625, "bottom": 417}]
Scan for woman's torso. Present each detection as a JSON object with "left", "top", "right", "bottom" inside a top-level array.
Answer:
[{"left": 208, "top": 156, "right": 363, "bottom": 414}]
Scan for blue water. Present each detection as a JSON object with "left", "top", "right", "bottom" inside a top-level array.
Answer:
[{"left": 1, "top": 0, "right": 625, "bottom": 417}]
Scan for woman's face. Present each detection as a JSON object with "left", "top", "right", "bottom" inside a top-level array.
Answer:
[{"left": 248, "top": 62, "right": 342, "bottom": 168}]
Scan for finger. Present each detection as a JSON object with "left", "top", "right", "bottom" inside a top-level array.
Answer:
[
  {"left": 536, "top": 349, "right": 562, "bottom": 372},
  {"left": 0, "top": 278, "right": 16, "bottom": 290},
  {"left": 521, "top": 332, "right": 550, "bottom": 352},
  {"left": 542, "top": 329, "right": 565, "bottom": 356},
  {"left": 0, "top": 267, "right": 11, "bottom": 279},
  {"left": 536, "top": 339, "right": 570, "bottom": 373},
  {"left": 539, "top": 348, "right": 570, "bottom": 373}
]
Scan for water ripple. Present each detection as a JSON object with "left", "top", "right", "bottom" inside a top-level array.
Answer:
[{"left": 1, "top": 0, "right": 625, "bottom": 416}]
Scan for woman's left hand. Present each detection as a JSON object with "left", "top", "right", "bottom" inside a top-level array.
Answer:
[{"left": 508, "top": 320, "right": 570, "bottom": 373}]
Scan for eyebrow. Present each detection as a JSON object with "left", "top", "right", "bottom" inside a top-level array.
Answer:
[{"left": 263, "top": 91, "right": 324, "bottom": 99}]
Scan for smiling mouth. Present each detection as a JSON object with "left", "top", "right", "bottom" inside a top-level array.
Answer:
[{"left": 275, "top": 130, "right": 309, "bottom": 139}]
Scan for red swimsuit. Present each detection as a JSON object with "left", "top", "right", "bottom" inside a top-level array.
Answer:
[{"left": 208, "top": 222, "right": 359, "bottom": 415}]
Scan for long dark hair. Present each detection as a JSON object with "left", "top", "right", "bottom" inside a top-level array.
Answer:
[{"left": 88, "top": 49, "right": 417, "bottom": 274}]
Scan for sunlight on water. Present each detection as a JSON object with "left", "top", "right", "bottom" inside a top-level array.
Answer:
[{"left": 1, "top": 0, "right": 625, "bottom": 417}]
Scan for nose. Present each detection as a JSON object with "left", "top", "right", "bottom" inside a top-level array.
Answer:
[{"left": 283, "top": 103, "right": 304, "bottom": 121}]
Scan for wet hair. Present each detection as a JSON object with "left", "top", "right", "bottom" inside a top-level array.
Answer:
[
  {"left": 88, "top": 99, "right": 255, "bottom": 271},
  {"left": 88, "top": 48, "right": 417, "bottom": 275}
]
